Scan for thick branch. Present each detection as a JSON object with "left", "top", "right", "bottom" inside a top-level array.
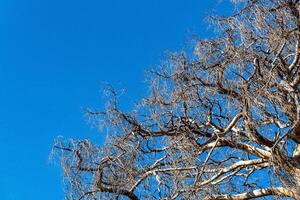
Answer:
[{"left": 205, "top": 187, "right": 299, "bottom": 200}]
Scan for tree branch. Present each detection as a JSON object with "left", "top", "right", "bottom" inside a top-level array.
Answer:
[{"left": 205, "top": 187, "right": 299, "bottom": 199}]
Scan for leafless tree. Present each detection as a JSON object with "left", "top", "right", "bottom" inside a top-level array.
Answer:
[{"left": 54, "top": 0, "right": 300, "bottom": 199}]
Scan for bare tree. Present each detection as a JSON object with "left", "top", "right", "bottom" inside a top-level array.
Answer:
[{"left": 54, "top": 0, "right": 300, "bottom": 199}]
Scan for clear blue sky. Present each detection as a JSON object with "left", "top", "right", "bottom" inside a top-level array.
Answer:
[{"left": 0, "top": 0, "right": 232, "bottom": 199}]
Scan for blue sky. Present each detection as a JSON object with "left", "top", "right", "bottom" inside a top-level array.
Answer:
[{"left": 0, "top": 0, "right": 232, "bottom": 199}]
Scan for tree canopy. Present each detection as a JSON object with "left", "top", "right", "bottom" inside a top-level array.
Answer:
[{"left": 55, "top": 0, "right": 300, "bottom": 199}]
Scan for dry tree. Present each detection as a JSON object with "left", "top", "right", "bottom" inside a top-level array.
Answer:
[{"left": 54, "top": 0, "right": 300, "bottom": 199}]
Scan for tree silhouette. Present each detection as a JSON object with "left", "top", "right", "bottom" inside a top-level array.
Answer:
[{"left": 55, "top": 0, "right": 300, "bottom": 199}]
